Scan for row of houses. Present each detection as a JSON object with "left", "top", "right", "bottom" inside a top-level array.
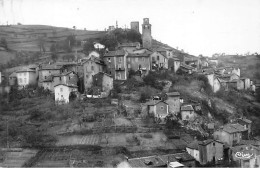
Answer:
[
  {"left": 186, "top": 117, "right": 260, "bottom": 167},
  {"left": 198, "top": 66, "right": 255, "bottom": 93}
]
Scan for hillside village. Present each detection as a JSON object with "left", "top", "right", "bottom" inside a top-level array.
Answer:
[{"left": 0, "top": 18, "right": 260, "bottom": 168}]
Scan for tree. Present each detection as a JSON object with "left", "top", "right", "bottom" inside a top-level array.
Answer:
[
  {"left": 83, "top": 39, "right": 95, "bottom": 54},
  {"left": 0, "top": 37, "right": 8, "bottom": 50},
  {"left": 37, "top": 36, "right": 46, "bottom": 53},
  {"left": 50, "top": 43, "right": 58, "bottom": 61}
]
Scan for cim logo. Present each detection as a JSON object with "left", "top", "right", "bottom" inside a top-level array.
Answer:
[{"left": 234, "top": 146, "right": 256, "bottom": 160}]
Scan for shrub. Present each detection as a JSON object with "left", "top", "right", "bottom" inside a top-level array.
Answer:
[
  {"left": 28, "top": 108, "right": 43, "bottom": 120},
  {"left": 141, "top": 133, "right": 153, "bottom": 139}
]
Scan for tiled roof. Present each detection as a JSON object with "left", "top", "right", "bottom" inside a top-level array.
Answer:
[
  {"left": 127, "top": 156, "right": 166, "bottom": 168},
  {"left": 199, "top": 139, "right": 223, "bottom": 146},
  {"left": 180, "top": 63, "right": 195, "bottom": 70},
  {"left": 119, "top": 42, "right": 140, "bottom": 47},
  {"left": 40, "top": 65, "right": 62, "bottom": 70},
  {"left": 181, "top": 105, "right": 194, "bottom": 111},
  {"left": 127, "top": 52, "right": 151, "bottom": 57},
  {"left": 167, "top": 92, "right": 180, "bottom": 96},
  {"left": 239, "top": 118, "right": 252, "bottom": 124},
  {"left": 223, "top": 123, "right": 247, "bottom": 134},
  {"left": 159, "top": 152, "right": 195, "bottom": 163},
  {"left": 16, "top": 68, "right": 36, "bottom": 73},
  {"left": 146, "top": 100, "right": 168, "bottom": 106},
  {"left": 239, "top": 140, "right": 260, "bottom": 147},
  {"left": 54, "top": 84, "right": 78, "bottom": 88},
  {"left": 187, "top": 140, "right": 200, "bottom": 150},
  {"left": 104, "top": 50, "right": 126, "bottom": 57}
]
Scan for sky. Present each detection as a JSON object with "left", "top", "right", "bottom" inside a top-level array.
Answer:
[{"left": 0, "top": 0, "right": 260, "bottom": 56}]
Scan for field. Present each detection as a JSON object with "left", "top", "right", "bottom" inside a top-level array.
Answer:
[
  {"left": 0, "top": 25, "right": 107, "bottom": 52},
  {"left": 0, "top": 149, "right": 38, "bottom": 167}
]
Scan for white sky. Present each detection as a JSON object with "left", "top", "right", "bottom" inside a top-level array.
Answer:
[{"left": 1, "top": 0, "right": 260, "bottom": 56}]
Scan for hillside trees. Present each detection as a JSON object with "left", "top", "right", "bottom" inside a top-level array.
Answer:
[
  {"left": 100, "top": 28, "right": 142, "bottom": 51},
  {"left": 37, "top": 36, "right": 46, "bottom": 53},
  {"left": 50, "top": 43, "right": 58, "bottom": 61},
  {"left": 0, "top": 37, "right": 8, "bottom": 50},
  {"left": 83, "top": 39, "right": 95, "bottom": 54}
]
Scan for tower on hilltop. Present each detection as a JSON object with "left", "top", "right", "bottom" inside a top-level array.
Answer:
[
  {"left": 142, "top": 18, "right": 152, "bottom": 49},
  {"left": 130, "top": 21, "right": 139, "bottom": 33}
]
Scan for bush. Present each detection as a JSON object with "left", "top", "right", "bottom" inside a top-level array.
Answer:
[
  {"left": 141, "top": 133, "right": 153, "bottom": 139},
  {"left": 28, "top": 108, "right": 43, "bottom": 120}
]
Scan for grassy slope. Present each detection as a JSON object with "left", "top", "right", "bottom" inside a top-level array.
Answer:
[
  {"left": 0, "top": 51, "right": 16, "bottom": 64},
  {"left": 0, "top": 25, "right": 106, "bottom": 52}
]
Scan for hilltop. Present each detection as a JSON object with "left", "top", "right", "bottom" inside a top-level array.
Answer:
[{"left": 0, "top": 25, "right": 107, "bottom": 52}]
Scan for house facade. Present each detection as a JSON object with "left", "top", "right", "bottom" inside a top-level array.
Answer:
[
  {"left": 237, "top": 118, "right": 252, "bottom": 139},
  {"left": 16, "top": 68, "right": 37, "bottom": 88},
  {"left": 54, "top": 84, "right": 78, "bottom": 104},
  {"left": 150, "top": 51, "right": 168, "bottom": 70},
  {"left": 83, "top": 57, "right": 105, "bottom": 91},
  {"left": 127, "top": 51, "right": 151, "bottom": 76},
  {"left": 147, "top": 101, "right": 169, "bottom": 119},
  {"left": 38, "top": 65, "right": 62, "bottom": 86},
  {"left": 186, "top": 139, "right": 224, "bottom": 165},
  {"left": 230, "top": 145, "right": 260, "bottom": 168},
  {"left": 168, "top": 58, "right": 180, "bottom": 73},
  {"left": 42, "top": 71, "right": 78, "bottom": 92},
  {"left": 181, "top": 105, "right": 195, "bottom": 121},
  {"left": 213, "top": 124, "right": 247, "bottom": 147},
  {"left": 104, "top": 50, "right": 128, "bottom": 80},
  {"left": 166, "top": 92, "right": 181, "bottom": 114},
  {"left": 92, "top": 72, "right": 113, "bottom": 97}
]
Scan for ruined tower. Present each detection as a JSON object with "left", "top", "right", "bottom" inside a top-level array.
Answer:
[
  {"left": 142, "top": 18, "right": 152, "bottom": 49},
  {"left": 130, "top": 21, "right": 139, "bottom": 33}
]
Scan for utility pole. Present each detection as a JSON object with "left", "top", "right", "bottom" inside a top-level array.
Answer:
[{"left": 6, "top": 118, "right": 9, "bottom": 148}]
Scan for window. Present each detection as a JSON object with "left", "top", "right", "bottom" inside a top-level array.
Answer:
[
  {"left": 128, "top": 64, "right": 131, "bottom": 68},
  {"left": 44, "top": 76, "right": 47, "bottom": 79},
  {"left": 60, "top": 77, "right": 62, "bottom": 81},
  {"left": 19, "top": 78, "right": 22, "bottom": 83},
  {"left": 142, "top": 57, "right": 144, "bottom": 61},
  {"left": 135, "top": 58, "right": 138, "bottom": 62},
  {"left": 61, "top": 95, "right": 63, "bottom": 98},
  {"left": 91, "top": 66, "right": 94, "bottom": 71},
  {"left": 164, "top": 58, "right": 166, "bottom": 62},
  {"left": 213, "top": 143, "right": 215, "bottom": 146},
  {"left": 108, "top": 58, "right": 111, "bottom": 62},
  {"left": 119, "top": 57, "right": 122, "bottom": 63},
  {"left": 160, "top": 106, "right": 164, "bottom": 110},
  {"left": 23, "top": 73, "right": 26, "bottom": 76},
  {"left": 157, "top": 56, "right": 159, "bottom": 61},
  {"left": 60, "top": 88, "right": 63, "bottom": 92}
]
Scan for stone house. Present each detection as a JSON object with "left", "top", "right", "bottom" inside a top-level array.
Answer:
[
  {"left": 150, "top": 51, "right": 168, "bottom": 70},
  {"left": 240, "top": 77, "right": 251, "bottom": 90},
  {"left": 16, "top": 68, "right": 37, "bottom": 88},
  {"left": 213, "top": 123, "right": 248, "bottom": 147},
  {"left": 168, "top": 57, "right": 181, "bottom": 73},
  {"left": 41, "top": 71, "right": 78, "bottom": 92},
  {"left": 8, "top": 72, "right": 17, "bottom": 86},
  {"left": 181, "top": 105, "right": 195, "bottom": 121},
  {"left": 227, "top": 79, "right": 244, "bottom": 90},
  {"left": 117, "top": 42, "right": 141, "bottom": 53},
  {"left": 180, "top": 63, "right": 195, "bottom": 74},
  {"left": 147, "top": 100, "right": 169, "bottom": 120},
  {"left": 103, "top": 50, "right": 128, "bottom": 80},
  {"left": 127, "top": 51, "right": 151, "bottom": 76},
  {"left": 38, "top": 65, "right": 62, "bottom": 86},
  {"left": 82, "top": 56, "right": 105, "bottom": 91},
  {"left": 230, "top": 144, "right": 260, "bottom": 168},
  {"left": 237, "top": 118, "right": 252, "bottom": 139},
  {"left": 92, "top": 72, "right": 113, "bottom": 97},
  {"left": 205, "top": 73, "right": 221, "bottom": 93},
  {"left": 208, "top": 58, "right": 218, "bottom": 66},
  {"left": 186, "top": 139, "right": 224, "bottom": 165},
  {"left": 117, "top": 152, "right": 196, "bottom": 168},
  {"left": 54, "top": 84, "right": 78, "bottom": 104},
  {"left": 165, "top": 92, "right": 180, "bottom": 114}
]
